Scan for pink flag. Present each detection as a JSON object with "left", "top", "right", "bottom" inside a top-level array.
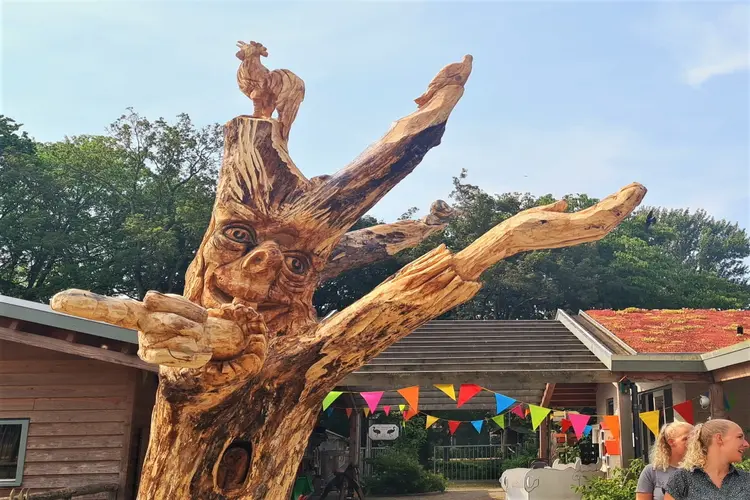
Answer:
[
  {"left": 383, "top": 406, "right": 391, "bottom": 416},
  {"left": 360, "top": 391, "right": 384, "bottom": 414},
  {"left": 511, "top": 405, "right": 525, "bottom": 418},
  {"left": 568, "top": 413, "right": 591, "bottom": 439}
]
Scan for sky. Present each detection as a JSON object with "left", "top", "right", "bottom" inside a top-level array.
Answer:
[{"left": 2, "top": 0, "right": 749, "bottom": 229}]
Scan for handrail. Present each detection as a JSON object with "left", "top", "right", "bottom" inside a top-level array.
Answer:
[{"left": 1, "top": 483, "right": 118, "bottom": 500}]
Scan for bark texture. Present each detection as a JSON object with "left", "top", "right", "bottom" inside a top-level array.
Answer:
[{"left": 49, "top": 44, "right": 646, "bottom": 499}]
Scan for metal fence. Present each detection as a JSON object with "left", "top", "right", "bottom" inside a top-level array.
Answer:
[
  {"left": 360, "top": 446, "right": 392, "bottom": 478},
  {"left": 432, "top": 444, "right": 521, "bottom": 481}
]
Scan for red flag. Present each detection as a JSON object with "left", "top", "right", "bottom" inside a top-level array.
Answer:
[
  {"left": 511, "top": 405, "right": 525, "bottom": 418},
  {"left": 673, "top": 400, "right": 695, "bottom": 424},
  {"left": 448, "top": 421, "right": 461, "bottom": 435},
  {"left": 561, "top": 419, "right": 572, "bottom": 433},
  {"left": 383, "top": 405, "right": 391, "bottom": 416},
  {"left": 345, "top": 408, "right": 352, "bottom": 418},
  {"left": 457, "top": 384, "right": 483, "bottom": 408}
]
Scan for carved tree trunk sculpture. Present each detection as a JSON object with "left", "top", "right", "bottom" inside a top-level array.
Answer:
[{"left": 50, "top": 42, "right": 646, "bottom": 499}]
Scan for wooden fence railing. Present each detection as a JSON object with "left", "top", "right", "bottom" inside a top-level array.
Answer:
[{"left": 1, "top": 483, "right": 117, "bottom": 500}]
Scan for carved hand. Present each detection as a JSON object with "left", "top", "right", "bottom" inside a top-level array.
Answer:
[{"left": 50, "top": 289, "right": 268, "bottom": 372}]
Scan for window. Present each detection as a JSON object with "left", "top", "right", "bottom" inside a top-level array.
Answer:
[
  {"left": 0, "top": 419, "right": 29, "bottom": 487},
  {"left": 606, "top": 398, "right": 615, "bottom": 416}
]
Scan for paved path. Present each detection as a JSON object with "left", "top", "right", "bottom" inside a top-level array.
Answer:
[{"left": 370, "top": 490, "right": 505, "bottom": 500}]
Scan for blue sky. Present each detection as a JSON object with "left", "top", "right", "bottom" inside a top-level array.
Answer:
[{"left": 3, "top": 1, "right": 749, "bottom": 229}]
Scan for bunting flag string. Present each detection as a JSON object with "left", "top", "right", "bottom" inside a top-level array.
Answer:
[
  {"left": 471, "top": 420, "right": 484, "bottom": 433},
  {"left": 568, "top": 413, "right": 590, "bottom": 439},
  {"left": 528, "top": 404, "right": 552, "bottom": 431},
  {"left": 426, "top": 415, "right": 440, "bottom": 429},
  {"left": 322, "top": 386, "right": 703, "bottom": 419},
  {"left": 383, "top": 406, "right": 392, "bottom": 416},
  {"left": 448, "top": 421, "right": 461, "bottom": 435},
  {"left": 491, "top": 414, "right": 505, "bottom": 429},
  {"left": 602, "top": 415, "right": 621, "bottom": 441}
]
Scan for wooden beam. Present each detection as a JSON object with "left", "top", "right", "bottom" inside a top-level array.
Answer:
[
  {"left": 709, "top": 383, "right": 727, "bottom": 419},
  {"left": 0, "top": 326, "right": 157, "bottom": 373},
  {"left": 541, "top": 383, "right": 556, "bottom": 407},
  {"left": 621, "top": 372, "right": 711, "bottom": 382},
  {"left": 712, "top": 361, "right": 750, "bottom": 383}
]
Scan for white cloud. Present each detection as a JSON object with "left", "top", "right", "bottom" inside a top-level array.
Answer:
[{"left": 642, "top": 3, "right": 749, "bottom": 87}]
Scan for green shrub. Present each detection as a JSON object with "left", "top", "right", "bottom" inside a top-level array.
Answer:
[
  {"left": 737, "top": 458, "right": 750, "bottom": 471},
  {"left": 574, "top": 458, "right": 645, "bottom": 500},
  {"left": 365, "top": 450, "right": 447, "bottom": 495},
  {"left": 500, "top": 453, "right": 537, "bottom": 474}
]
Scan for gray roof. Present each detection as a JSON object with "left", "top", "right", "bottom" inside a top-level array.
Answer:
[
  {"left": 341, "top": 319, "right": 613, "bottom": 409},
  {"left": 0, "top": 294, "right": 137, "bottom": 344}
]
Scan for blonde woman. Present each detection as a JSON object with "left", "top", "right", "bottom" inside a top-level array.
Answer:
[
  {"left": 636, "top": 421, "right": 694, "bottom": 500},
  {"left": 664, "top": 418, "right": 749, "bottom": 499}
]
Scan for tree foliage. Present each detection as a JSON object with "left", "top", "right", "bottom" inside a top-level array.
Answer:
[{"left": 2, "top": 114, "right": 749, "bottom": 315}]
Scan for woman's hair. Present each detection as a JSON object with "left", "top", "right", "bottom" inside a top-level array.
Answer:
[
  {"left": 650, "top": 421, "right": 694, "bottom": 471},
  {"left": 680, "top": 419, "right": 735, "bottom": 470}
]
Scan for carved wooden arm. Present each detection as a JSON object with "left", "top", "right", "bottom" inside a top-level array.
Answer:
[
  {"left": 303, "top": 182, "right": 646, "bottom": 389},
  {"left": 321, "top": 200, "right": 454, "bottom": 281}
]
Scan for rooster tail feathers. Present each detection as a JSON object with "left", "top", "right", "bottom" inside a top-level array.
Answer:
[{"left": 270, "top": 69, "right": 305, "bottom": 142}]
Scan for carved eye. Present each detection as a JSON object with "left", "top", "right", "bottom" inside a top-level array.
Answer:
[
  {"left": 285, "top": 255, "right": 308, "bottom": 275},
  {"left": 223, "top": 225, "right": 255, "bottom": 245}
]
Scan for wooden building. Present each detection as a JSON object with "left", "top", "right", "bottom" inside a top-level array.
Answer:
[{"left": 0, "top": 295, "right": 157, "bottom": 499}]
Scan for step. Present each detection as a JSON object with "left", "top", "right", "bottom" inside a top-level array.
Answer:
[
  {"left": 378, "top": 349, "right": 593, "bottom": 358},
  {"left": 358, "top": 361, "right": 606, "bottom": 372}
]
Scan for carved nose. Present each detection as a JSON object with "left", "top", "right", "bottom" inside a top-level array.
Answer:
[{"left": 242, "top": 242, "right": 282, "bottom": 273}]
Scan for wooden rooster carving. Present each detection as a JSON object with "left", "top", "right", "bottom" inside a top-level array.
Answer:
[{"left": 236, "top": 40, "right": 305, "bottom": 142}]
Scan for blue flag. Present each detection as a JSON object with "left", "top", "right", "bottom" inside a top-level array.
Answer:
[
  {"left": 471, "top": 420, "right": 484, "bottom": 433},
  {"left": 495, "top": 393, "right": 516, "bottom": 414}
]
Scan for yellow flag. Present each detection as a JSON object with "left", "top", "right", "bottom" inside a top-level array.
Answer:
[
  {"left": 425, "top": 415, "right": 439, "bottom": 428},
  {"left": 398, "top": 404, "right": 406, "bottom": 412},
  {"left": 434, "top": 384, "right": 456, "bottom": 401},
  {"left": 640, "top": 410, "right": 660, "bottom": 437},
  {"left": 528, "top": 404, "right": 552, "bottom": 431},
  {"left": 363, "top": 408, "right": 370, "bottom": 417},
  {"left": 491, "top": 414, "right": 505, "bottom": 429}
]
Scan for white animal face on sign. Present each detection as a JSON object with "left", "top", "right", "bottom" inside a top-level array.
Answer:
[{"left": 368, "top": 424, "right": 399, "bottom": 441}]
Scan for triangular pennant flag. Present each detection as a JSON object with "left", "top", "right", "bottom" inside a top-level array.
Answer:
[
  {"left": 525, "top": 408, "right": 530, "bottom": 417},
  {"left": 323, "top": 391, "right": 343, "bottom": 411},
  {"left": 326, "top": 407, "right": 334, "bottom": 417},
  {"left": 457, "top": 384, "right": 483, "bottom": 408},
  {"left": 495, "top": 393, "right": 516, "bottom": 414},
  {"left": 403, "top": 408, "right": 418, "bottom": 421},
  {"left": 398, "top": 404, "right": 406, "bottom": 412},
  {"left": 528, "top": 404, "right": 551, "bottom": 431},
  {"left": 435, "top": 384, "right": 456, "bottom": 401},
  {"left": 511, "top": 405, "right": 525, "bottom": 418},
  {"left": 583, "top": 425, "right": 592, "bottom": 437},
  {"left": 398, "top": 386, "right": 420, "bottom": 412},
  {"left": 345, "top": 408, "right": 353, "bottom": 418},
  {"left": 426, "top": 415, "right": 439, "bottom": 429},
  {"left": 491, "top": 414, "right": 506, "bottom": 429},
  {"left": 561, "top": 419, "right": 572, "bottom": 433},
  {"left": 384, "top": 406, "right": 391, "bottom": 416},
  {"left": 568, "top": 413, "right": 591, "bottom": 439},
  {"left": 471, "top": 420, "right": 484, "bottom": 433},
  {"left": 448, "top": 421, "right": 461, "bottom": 435},
  {"left": 603, "top": 416, "right": 621, "bottom": 441},
  {"left": 639, "top": 410, "right": 660, "bottom": 437},
  {"left": 360, "top": 391, "right": 384, "bottom": 414},
  {"left": 363, "top": 408, "right": 370, "bottom": 417},
  {"left": 673, "top": 400, "right": 695, "bottom": 424}
]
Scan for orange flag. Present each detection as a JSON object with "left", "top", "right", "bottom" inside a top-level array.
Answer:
[
  {"left": 603, "top": 416, "right": 620, "bottom": 441},
  {"left": 345, "top": 408, "right": 353, "bottom": 418},
  {"left": 398, "top": 386, "right": 420, "bottom": 412},
  {"left": 403, "top": 407, "right": 418, "bottom": 421}
]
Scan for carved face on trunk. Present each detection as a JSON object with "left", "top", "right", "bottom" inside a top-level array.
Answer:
[{"left": 187, "top": 205, "right": 324, "bottom": 336}]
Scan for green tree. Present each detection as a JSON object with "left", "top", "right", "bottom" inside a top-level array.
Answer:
[{"left": 0, "top": 111, "right": 222, "bottom": 301}]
